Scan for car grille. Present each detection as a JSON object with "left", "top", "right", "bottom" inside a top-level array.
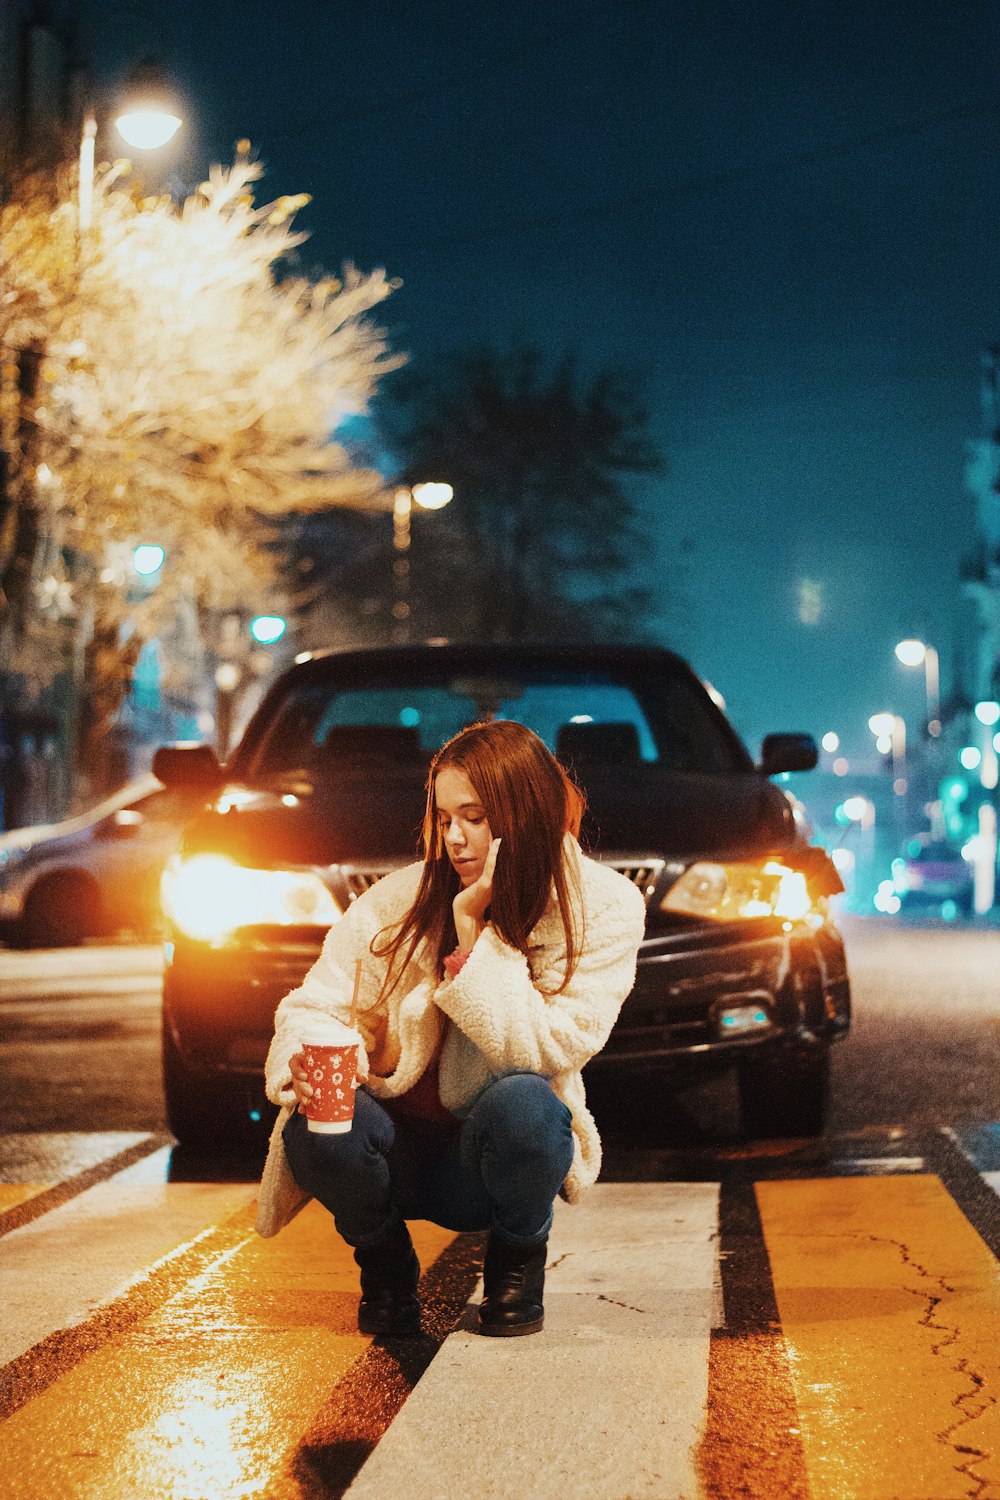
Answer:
[
  {"left": 336, "top": 857, "right": 667, "bottom": 905},
  {"left": 339, "top": 864, "right": 405, "bottom": 902},
  {"left": 598, "top": 858, "right": 666, "bottom": 898}
]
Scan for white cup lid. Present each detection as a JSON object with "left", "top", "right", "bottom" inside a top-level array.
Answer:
[{"left": 300, "top": 1018, "right": 361, "bottom": 1046}]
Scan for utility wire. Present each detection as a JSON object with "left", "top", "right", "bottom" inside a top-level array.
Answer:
[{"left": 377, "top": 96, "right": 1000, "bottom": 255}]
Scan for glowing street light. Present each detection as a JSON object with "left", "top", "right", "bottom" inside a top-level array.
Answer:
[
  {"left": 114, "top": 109, "right": 182, "bottom": 150},
  {"left": 894, "top": 639, "right": 941, "bottom": 737},
  {"left": 894, "top": 639, "right": 926, "bottom": 667},
  {"left": 411, "top": 482, "right": 453, "bottom": 511}
]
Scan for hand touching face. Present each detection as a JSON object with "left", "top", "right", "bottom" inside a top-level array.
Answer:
[{"left": 435, "top": 765, "right": 502, "bottom": 952}]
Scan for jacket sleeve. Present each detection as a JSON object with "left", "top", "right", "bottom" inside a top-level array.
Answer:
[
  {"left": 433, "top": 876, "right": 646, "bottom": 1078},
  {"left": 263, "top": 871, "right": 415, "bottom": 1106}
]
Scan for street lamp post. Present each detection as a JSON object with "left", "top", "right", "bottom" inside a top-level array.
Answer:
[
  {"left": 869, "top": 710, "right": 909, "bottom": 842},
  {"left": 77, "top": 58, "right": 183, "bottom": 232},
  {"left": 868, "top": 711, "right": 907, "bottom": 792},
  {"left": 391, "top": 482, "right": 453, "bottom": 644},
  {"left": 894, "top": 639, "right": 941, "bottom": 738}
]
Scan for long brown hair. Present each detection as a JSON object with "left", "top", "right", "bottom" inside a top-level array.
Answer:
[{"left": 372, "top": 720, "right": 586, "bottom": 998}]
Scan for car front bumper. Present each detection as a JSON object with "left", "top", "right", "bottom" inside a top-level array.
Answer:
[
  {"left": 162, "top": 913, "right": 851, "bottom": 1078},
  {"left": 589, "top": 915, "right": 850, "bottom": 1070}
]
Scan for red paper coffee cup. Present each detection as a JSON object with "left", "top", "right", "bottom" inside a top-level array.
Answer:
[{"left": 300, "top": 1022, "right": 362, "bottom": 1133}]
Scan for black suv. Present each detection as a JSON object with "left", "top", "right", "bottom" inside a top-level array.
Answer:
[{"left": 154, "top": 642, "right": 849, "bottom": 1148}]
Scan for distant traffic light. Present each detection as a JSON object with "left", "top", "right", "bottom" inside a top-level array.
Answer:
[
  {"left": 939, "top": 774, "right": 972, "bottom": 841},
  {"left": 249, "top": 615, "right": 287, "bottom": 645}
]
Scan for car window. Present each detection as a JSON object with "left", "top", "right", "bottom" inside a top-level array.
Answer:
[
  {"left": 316, "top": 687, "right": 477, "bottom": 752},
  {"left": 910, "top": 841, "right": 962, "bottom": 863},
  {"left": 245, "top": 664, "right": 747, "bottom": 778},
  {"left": 493, "top": 684, "right": 659, "bottom": 762}
]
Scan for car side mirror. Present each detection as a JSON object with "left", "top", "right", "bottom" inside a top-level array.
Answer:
[
  {"left": 153, "top": 742, "right": 224, "bottom": 790},
  {"left": 759, "top": 732, "right": 818, "bottom": 775}
]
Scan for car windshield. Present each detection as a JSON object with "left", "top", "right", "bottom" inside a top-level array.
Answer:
[{"left": 241, "top": 664, "right": 749, "bottom": 778}]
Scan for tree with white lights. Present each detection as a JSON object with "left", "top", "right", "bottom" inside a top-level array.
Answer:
[{"left": 0, "top": 152, "right": 400, "bottom": 798}]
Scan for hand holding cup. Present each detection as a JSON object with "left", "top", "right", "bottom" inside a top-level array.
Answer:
[
  {"left": 290, "top": 1019, "right": 366, "bottom": 1132},
  {"left": 289, "top": 1048, "right": 369, "bottom": 1109}
]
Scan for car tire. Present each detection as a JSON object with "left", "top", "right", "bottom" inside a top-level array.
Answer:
[
  {"left": 162, "top": 1015, "right": 247, "bottom": 1149},
  {"left": 737, "top": 1043, "right": 830, "bottom": 1139},
  {"left": 21, "top": 872, "right": 104, "bottom": 947}
]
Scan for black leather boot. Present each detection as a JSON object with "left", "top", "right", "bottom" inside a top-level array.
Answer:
[
  {"left": 478, "top": 1232, "right": 547, "bottom": 1337},
  {"left": 353, "top": 1219, "right": 421, "bottom": 1336}
]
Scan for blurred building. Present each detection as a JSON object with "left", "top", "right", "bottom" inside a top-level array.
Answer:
[
  {"left": 963, "top": 348, "right": 1000, "bottom": 703},
  {"left": 0, "top": 1, "right": 80, "bottom": 173}
]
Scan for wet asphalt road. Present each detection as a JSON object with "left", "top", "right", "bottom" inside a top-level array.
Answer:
[
  {"left": 0, "top": 916, "right": 997, "bottom": 1146},
  {"left": 1, "top": 918, "right": 999, "bottom": 1500}
]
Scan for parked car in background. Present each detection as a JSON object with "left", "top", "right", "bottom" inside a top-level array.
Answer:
[
  {"left": 894, "top": 835, "right": 974, "bottom": 916},
  {"left": 154, "top": 642, "right": 850, "bottom": 1150},
  {"left": 0, "top": 775, "right": 206, "bottom": 946}
]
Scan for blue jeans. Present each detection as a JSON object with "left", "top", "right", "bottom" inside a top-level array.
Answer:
[{"left": 282, "top": 1072, "right": 575, "bottom": 1249}]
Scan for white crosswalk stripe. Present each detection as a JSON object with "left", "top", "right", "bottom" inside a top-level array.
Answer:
[
  {"left": 0, "top": 1147, "right": 256, "bottom": 1365},
  {"left": 345, "top": 1184, "right": 720, "bottom": 1500}
]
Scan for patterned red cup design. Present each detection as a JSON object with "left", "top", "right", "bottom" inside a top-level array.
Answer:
[{"left": 301, "top": 1032, "right": 360, "bottom": 1133}]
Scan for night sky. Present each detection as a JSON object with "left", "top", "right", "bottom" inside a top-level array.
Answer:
[{"left": 84, "top": 0, "right": 1000, "bottom": 761}]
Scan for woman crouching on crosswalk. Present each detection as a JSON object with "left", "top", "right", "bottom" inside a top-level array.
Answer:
[{"left": 256, "top": 719, "right": 646, "bottom": 1337}]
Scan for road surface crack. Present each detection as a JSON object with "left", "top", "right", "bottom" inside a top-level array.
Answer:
[
  {"left": 863, "top": 1233, "right": 995, "bottom": 1497},
  {"left": 596, "top": 1293, "right": 649, "bottom": 1314},
  {"left": 781, "top": 1227, "right": 996, "bottom": 1495}
]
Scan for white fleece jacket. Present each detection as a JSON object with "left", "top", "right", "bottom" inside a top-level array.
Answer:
[{"left": 255, "top": 839, "right": 646, "bottom": 1237}]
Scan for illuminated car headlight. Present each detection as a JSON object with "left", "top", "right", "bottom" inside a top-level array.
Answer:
[
  {"left": 161, "top": 854, "right": 342, "bottom": 942},
  {"left": 659, "top": 860, "right": 815, "bottom": 923}
]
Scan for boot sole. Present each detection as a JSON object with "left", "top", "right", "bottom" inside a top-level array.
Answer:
[
  {"left": 477, "top": 1314, "right": 544, "bottom": 1337},
  {"left": 358, "top": 1317, "right": 422, "bottom": 1336}
]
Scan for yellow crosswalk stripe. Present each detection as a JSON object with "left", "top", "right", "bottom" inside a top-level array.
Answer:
[
  {"left": 0, "top": 1200, "right": 455, "bottom": 1499},
  {"left": 756, "top": 1174, "right": 1000, "bottom": 1500}
]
